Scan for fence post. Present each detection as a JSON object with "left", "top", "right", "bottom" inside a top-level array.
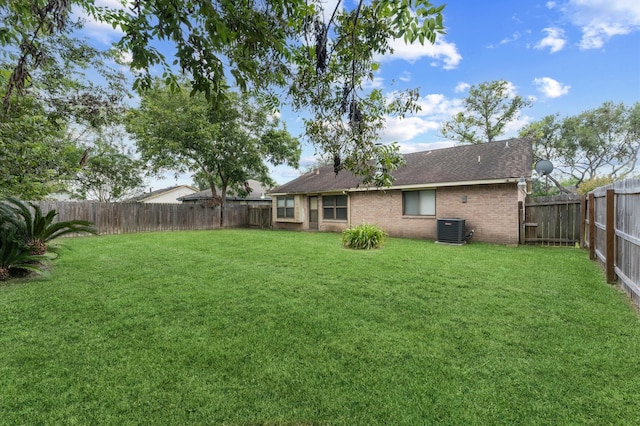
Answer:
[
  {"left": 518, "top": 201, "right": 524, "bottom": 245},
  {"left": 588, "top": 193, "right": 595, "bottom": 260},
  {"left": 606, "top": 189, "right": 616, "bottom": 283},
  {"left": 579, "top": 195, "right": 586, "bottom": 248}
]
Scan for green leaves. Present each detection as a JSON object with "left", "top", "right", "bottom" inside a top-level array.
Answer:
[
  {"left": 0, "top": 196, "right": 97, "bottom": 280},
  {"left": 72, "top": 137, "right": 147, "bottom": 202},
  {"left": 341, "top": 222, "right": 388, "bottom": 249},
  {"left": 3, "top": 0, "right": 447, "bottom": 187},
  {"left": 520, "top": 101, "right": 640, "bottom": 186},
  {"left": 126, "top": 79, "right": 301, "bottom": 225},
  {"left": 441, "top": 79, "right": 533, "bottom": 144}
]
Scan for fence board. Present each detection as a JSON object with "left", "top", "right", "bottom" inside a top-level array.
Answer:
[
  {"left": 523, "top": 194, "right": 583, "bottom": 246},
  {"left": 589, "top": 178, "right": 640, "bottom": 306},
  {"left": 25, "top": 201, "right": 250, "bottom": 235}
]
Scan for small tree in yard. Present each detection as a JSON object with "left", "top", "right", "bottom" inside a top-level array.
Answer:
[{"left": 127, "top": 81, "right": 301, "bottom": 227}]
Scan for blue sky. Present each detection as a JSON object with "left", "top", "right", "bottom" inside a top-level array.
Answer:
[{"left": 80, "top": 0, "right": 640, "bottom": 188}]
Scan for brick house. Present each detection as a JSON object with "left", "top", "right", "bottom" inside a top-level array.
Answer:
[{"left": 270, "top": 138, "right": 533, "bottom": 245}]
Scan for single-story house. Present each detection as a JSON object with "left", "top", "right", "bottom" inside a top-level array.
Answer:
[
  {"left": 178, "top": 179, "right": 272, "bottom": 206},
  {"left": 270, "top": 138, "right": 533, "bottom": 245},
  {"left": 126, "top": 185, "right": 199, "bottom": 203}
]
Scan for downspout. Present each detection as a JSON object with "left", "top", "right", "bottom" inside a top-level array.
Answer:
[{"left": 348, "top": 191, "right": 352, "bottom": 227}]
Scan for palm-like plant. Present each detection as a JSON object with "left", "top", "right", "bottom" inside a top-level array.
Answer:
[
  {"left": 0, "top": 197, "right": 98, "bottom": 255},
  {"left": 0, "top": 226, "right": 47, "bottom": 280}
]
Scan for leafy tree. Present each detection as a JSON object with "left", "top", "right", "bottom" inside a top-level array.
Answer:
[
  {"left": 520, "top": 101, "right": 640, "bottom": 189},
  {"left": 126, "top": 81, "right": 301, "bottom": 226},
  {"left": 71, "top": 134, "right": 147, "bottom": 202},
  {"left": 1, "top": 2, "right": 131, "bottom": 199},
  {"left": 441, "top": 79, "right": 532, "bottom": 144},
  {"left": 2, "top": 0, "right": 447, "bottom": 185},
  {"left": 0, "top": 72, "right": 81, "bottom": 199},
  {"left": 1, "top": 2, "right": 129, "bottom": 122}
]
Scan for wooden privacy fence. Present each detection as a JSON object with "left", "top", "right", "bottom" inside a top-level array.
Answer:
[
  {"left": 520, "top": 194, "right": 585, "bottom": 246},
  {"left": 248, "top": 205, "right": 272, "bottom": 229},
  {"left": 32, "top": 201, "right": 249, "bottom": 235},
  {"left": 586, "top": 178, "right": 640, "bottom": 305}
]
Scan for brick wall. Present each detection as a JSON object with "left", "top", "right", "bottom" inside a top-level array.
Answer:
[{"left": 273, "top": 183, "right": 521, "bottom": 244}]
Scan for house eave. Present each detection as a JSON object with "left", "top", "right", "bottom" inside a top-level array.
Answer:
[
  {"left": 350, "top": 178, "right": 523, "bottom": 192},
  {"left": 271, "top": 178, "right": 524, "bottom": 196}
]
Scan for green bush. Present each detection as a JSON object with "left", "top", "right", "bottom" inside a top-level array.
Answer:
[
  {"left": 0, "top": 226, "right": 47, "bottom": 280},
  {"left": 341, "top": 223, "right": 387, "bottom": 250},
  {"left": 0, "top": 196, "right": 97, "bottom": 255},
  {"left": 0, "top": 197, "right": 97, "bottom": 280}
]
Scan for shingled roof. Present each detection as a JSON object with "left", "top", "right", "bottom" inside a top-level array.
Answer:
[
  {"left": 178, "top": 179, "right": 272, "bottom": 201},
  {"left": 272, "top": 138, "right": 533, "bottom": 194}
]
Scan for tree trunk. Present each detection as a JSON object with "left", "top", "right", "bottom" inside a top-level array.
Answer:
[
  {"left": 220, "top": 186, "right": 227, "bottom": 228},
  {"left": 208, "top": 181, "right": 222, "bottom": 227}
]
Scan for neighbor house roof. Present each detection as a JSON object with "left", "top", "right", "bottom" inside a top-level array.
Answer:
[
  {"left": 126, "top": 185, "right": 199, "bottom": 203},
  {"left": 178, "top": 179, "right": 272, "bottom": 202},
  {"left": 272, "top": 138, "right": 533, "bottom": 194}
]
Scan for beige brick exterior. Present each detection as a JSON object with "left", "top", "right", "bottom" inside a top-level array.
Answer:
[{"left": 273, "top": 183, "right": 522, "bottom": 244}]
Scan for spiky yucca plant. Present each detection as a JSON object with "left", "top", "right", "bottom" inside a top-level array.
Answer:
[{"left": 0, "top": 197, "right": 98, "bottom": 255}]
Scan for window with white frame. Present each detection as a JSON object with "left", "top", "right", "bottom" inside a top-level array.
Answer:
[
  {"left": 276, "top": 196, "right": 295, "bottom": 219},
  {"left": 403, "top": 190, "right": 435, "bottom": 216}
]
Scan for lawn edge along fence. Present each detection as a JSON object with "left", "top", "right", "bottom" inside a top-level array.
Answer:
[{"left": 519, "top": 178, "right": 640, "bottom": 308}]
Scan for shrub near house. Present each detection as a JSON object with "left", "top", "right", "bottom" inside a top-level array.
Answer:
[{"left": 342, "top": 223, "right": 387, "bottom": 249}]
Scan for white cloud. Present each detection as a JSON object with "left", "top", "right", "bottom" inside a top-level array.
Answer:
[
  {"left": 362, "top": 76, "right": 385, "bottom": 90},
  {"left": 96, "top": 0, "right": 128, "bottom": 7},
  {"left": 398, "top": 71, "right": 412, "bottom": 83},
  {"left": 500, "top": 32, "right": 521, "bottom": 45},
  {"left": 378, "top": 36, "right": 462, "bottom": 70},
  {"left": 503, "top": 81, "right": 519, "bottom": 98},
  {"left": 398, "top": 141, "right": 455, "bottom": 153},
  {"left": 376, "top": 92, "right": 464, "bottom": 144},
  {"left": 546, "top": 1, "right": 557, "bottom": 9},
  {"left": 454, "top": 82, "right": 470, "bottom": 93},
  {"left": 73, "top": 2, "right": 124, "bottom": 45},
  {"left": 117, "top": 50, "right": 133, "bottom": 65},
  {"left": 318, "top": 0, "right": 342, "bottom": 23},
  {"left": 565, "top": 0, "right": 640, "bottom": 49},
  {"left": 535, "top": 27, "right": 567, "bottom": 53},
  {"left": 503, "top": 115, "right": 533, "bottom": 136},
  {"left": 533, "top": 77, "right": 571, "bottom": 98},
  {"left": 379, "top": 116, "right": 441, "bottom": 143},
  {"left": 414, "top": 94, "right": 464, "bottom": 117}
]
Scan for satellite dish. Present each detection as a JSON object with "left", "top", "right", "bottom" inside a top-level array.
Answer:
[{"left": 535, "top": 159, "right": 554, "bottom": 176}]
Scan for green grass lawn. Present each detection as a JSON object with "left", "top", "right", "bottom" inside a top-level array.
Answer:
[{"left": 1, "top": 229, "right": 639, "bottom": 425}]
